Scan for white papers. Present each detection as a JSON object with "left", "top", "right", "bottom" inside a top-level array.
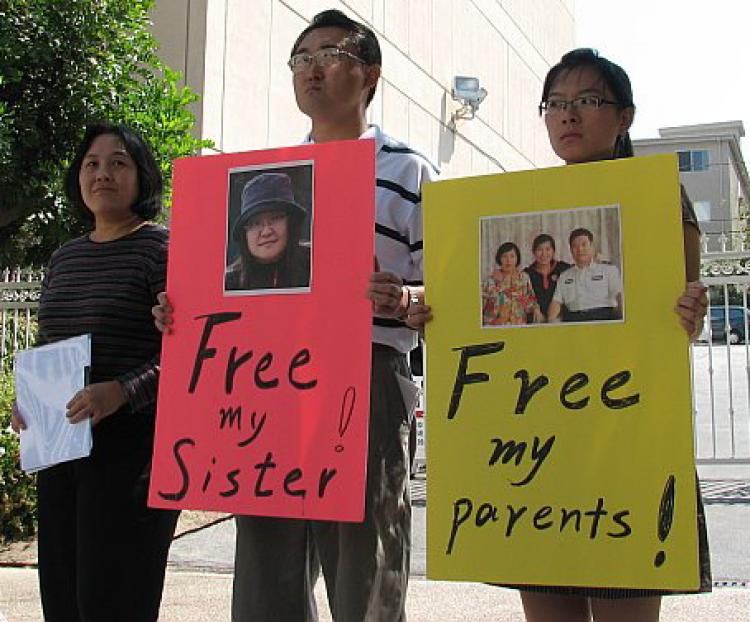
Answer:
[
  {"left": 15, "top": 334, "right": 92, "bottom": 473},
  {"left": 397, "top": 373, "right": 422, "bottom": 423}
]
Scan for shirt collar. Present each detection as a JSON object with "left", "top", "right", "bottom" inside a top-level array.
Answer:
[
  {"left": 302, "top": 124, "right": 384, "bottom": 153},
  {"left": 572, "top": 261, "right": 596, "bottom": 273}
]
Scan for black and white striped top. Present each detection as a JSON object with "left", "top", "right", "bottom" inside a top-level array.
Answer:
[
  {"left": 307, "top": 125, "right": 439, "bottom": 353},
  {"left": 370, "top": 125, "right": 439, "bottom": 352},
  {"left": 37, "top": 224, "right": 167, "bottom": 445}
]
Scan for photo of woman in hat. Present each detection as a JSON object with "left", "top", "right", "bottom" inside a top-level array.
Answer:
[{"left": 225, "top": 171, "right": 311, "bottom": 292}]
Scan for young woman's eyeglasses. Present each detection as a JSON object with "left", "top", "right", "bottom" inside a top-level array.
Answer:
[
  {"left": 538, "top": 95, "right": 619, "bottom": 116},
  {"left": 288, "top": 48, "right": 365, "bottom": 73},
  {"left": 245, "top": 212, "right": 286, "bottom": 232}
]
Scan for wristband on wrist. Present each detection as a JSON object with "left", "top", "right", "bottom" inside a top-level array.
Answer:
[{"left": 399, "top": 285, "right": 411, "bottom": 317}]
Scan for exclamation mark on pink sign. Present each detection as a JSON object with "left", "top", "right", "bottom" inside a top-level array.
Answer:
[{"left": 335, "top": 386, "right": 356, "bottom": 453}]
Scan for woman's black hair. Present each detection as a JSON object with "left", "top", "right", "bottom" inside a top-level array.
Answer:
[
  {"left": 540, "top": 48, "right": 635, "bottom": 159},
  {"left": 234, "top": 211, "right": 309, "bottom": 289},
  {"left": 290, "top": 9, "right": 381, "bottom": 106},
  {"left": 65, "top": 123, "right": 163, "bottom": 222},
  {"left": 495, "top": 242, "right": 521, "bottom": 267},
  {"left": 531, "top": 233, "right": 556, "bottom": 252}
]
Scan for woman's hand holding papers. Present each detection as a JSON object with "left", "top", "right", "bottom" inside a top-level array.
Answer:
[
  {"left": 10, "top": 402, "right": 26, "bottom": 432},
  {"left": 66, "top": 381, "right": 128, "bottom": 426}
]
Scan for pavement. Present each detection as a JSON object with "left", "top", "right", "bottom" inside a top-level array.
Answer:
[{"left": 2, "top": 470, "right": 750, "bottom": 621}]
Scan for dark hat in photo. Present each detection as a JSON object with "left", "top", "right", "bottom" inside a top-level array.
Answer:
[{"left": 232, "top": 173, "right": 306, "bottom": 241}]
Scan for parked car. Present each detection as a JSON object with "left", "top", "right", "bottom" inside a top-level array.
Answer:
[{"left": 704, "top": 306, "right": 750, "bottom": 344}]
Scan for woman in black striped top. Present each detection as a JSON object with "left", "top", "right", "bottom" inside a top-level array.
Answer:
[{"left": 11, "top": 123, "right": 178, "bottom": 622}]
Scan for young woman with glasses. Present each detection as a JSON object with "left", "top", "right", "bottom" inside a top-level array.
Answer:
[
  {"left": 515, "top": 48, "right": 711, "bottom": 622},
  {"left": 400, "top": 46, "right": 710, "bottom": 622}
]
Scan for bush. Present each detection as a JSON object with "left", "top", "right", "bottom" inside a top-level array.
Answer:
[{"left": 0, "top": 360, "right": 37, "bottom": 544}]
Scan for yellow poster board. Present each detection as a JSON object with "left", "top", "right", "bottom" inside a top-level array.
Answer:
[{"left": 424, "top": 154, "right": 699, "bottom": 590}]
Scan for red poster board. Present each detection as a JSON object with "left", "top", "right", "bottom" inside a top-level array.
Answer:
[{"left": 148, "top": 140, "right": 374, "bottom": 521}]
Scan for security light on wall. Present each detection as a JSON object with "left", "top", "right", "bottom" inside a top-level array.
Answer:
[{"left": 450, "top": 75, "right": 487, "bottom": 124}]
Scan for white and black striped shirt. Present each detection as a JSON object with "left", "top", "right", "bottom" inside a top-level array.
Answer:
[
  {"left": 307, "top": 125, "right": 439, "bottom": 353},
  {"left": 369, "top": 125, "right": 439, "bottom": 352}
]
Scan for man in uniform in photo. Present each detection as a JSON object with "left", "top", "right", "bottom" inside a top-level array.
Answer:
[{"left": 547, "top": 227, "right": 622, "bottom": 322}]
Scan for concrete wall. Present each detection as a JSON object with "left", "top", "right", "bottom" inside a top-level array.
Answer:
[
  {"left": 151, "top": 0, "right": 209, "bottom": 132},
  {"left": 634, "top": 126, "right": 748, "bottom": 250},
  {"left": 152, "top": 0, "right": 576, "bottom": 177},
  {"left": 636, "top": 139, "right": 725, "bottom": 227}
]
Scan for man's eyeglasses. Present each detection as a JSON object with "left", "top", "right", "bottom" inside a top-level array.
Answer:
[
  {"left": 288, "top": 48, "right": 365, "bottom": 73},
  {"left": 245, "top": 212, "right": 286, "bottom": 232},
  {"left": 538, "top": 95, "right": 619, "bottom": 116}
]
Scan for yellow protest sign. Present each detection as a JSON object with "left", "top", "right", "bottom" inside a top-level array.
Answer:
[{"left": 424, "top": 154, "right": 699, "bottom": 589}]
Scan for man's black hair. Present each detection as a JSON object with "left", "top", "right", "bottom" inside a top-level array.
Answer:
[
  {"left": 65, "top": 123, "right": 163, "bottom": 222},
  {"left": 291, "top": 9, "right": 381, "bottom": 106},
  {"left": 569, "top": 227, "right": 594, "bottom": 246}
]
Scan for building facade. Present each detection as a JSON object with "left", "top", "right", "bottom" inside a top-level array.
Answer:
[
  {"left": 634, "top": 121, "right": 750, "bottom": 252},
  {"left": 151, "top": 0, "right": 575, "bottom": 177}
]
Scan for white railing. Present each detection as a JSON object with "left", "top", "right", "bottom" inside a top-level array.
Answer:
[
  {"left": 2, "top": 257, "right": 749, "bottom": 465},
  {"left": 702, "top": 231, "right": 748, "bottom": 254},
  {"left": 0, "top": 266, "right": 44, "bottom": 361},
  {"left": 694, "top": 253, "right": 750, "bottom": 464}
]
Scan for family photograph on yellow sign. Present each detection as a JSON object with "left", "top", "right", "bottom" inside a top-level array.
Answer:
[{"left": 480, "top": 204, "right": 623, "bottom": 328}]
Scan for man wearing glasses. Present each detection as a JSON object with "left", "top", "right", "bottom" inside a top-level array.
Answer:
[{"left": 231, "top": 9, "right": 438, "bottom": 622}]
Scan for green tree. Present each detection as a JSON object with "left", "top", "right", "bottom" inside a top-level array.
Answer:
[{"left": 0, "top": 0, "right": 210, "bottom": 266}]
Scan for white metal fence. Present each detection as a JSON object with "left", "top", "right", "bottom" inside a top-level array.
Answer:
[
  {"left": 3, "top": 257, "right": 750, "bottom": 465},
  {"left": 0, "top": 267, "right": 44, "bottom": 361},
  {"left": 693, "top": 252, "right": 750, "bottom": 464}
]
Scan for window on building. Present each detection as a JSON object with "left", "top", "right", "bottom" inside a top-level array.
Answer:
[
  {"left": 693, "top": 200, "right": 711, "bottom": 222},
  {"left": 692, "top": 150, "right": 710, "bottom": 171},
  {"left": 677, "top": 150, "right": 710, "bottom": 172},
  {"left": 678, "top": 151, "right": 691, "bottom": 171}
]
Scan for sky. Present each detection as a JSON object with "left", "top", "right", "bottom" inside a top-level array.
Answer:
[{"left": 575, "top": 0, "right": 749, "bottom": 160}]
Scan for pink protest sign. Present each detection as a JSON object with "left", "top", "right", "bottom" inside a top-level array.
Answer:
[{"left": 148, "top": 140, "right": 374, "bottom": 521}]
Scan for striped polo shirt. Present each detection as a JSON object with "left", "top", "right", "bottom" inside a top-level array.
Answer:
[{"left": 306, "top": 124, "right": 439, "bottom": 353}]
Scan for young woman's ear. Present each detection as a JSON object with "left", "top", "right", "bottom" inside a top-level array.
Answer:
[{"left": 618, "top": 106, "right": 635, "bottom": 134}]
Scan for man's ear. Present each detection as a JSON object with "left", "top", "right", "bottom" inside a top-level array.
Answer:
[{"left": 364, "top": 64, "right": 381, "bottom": 92}]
